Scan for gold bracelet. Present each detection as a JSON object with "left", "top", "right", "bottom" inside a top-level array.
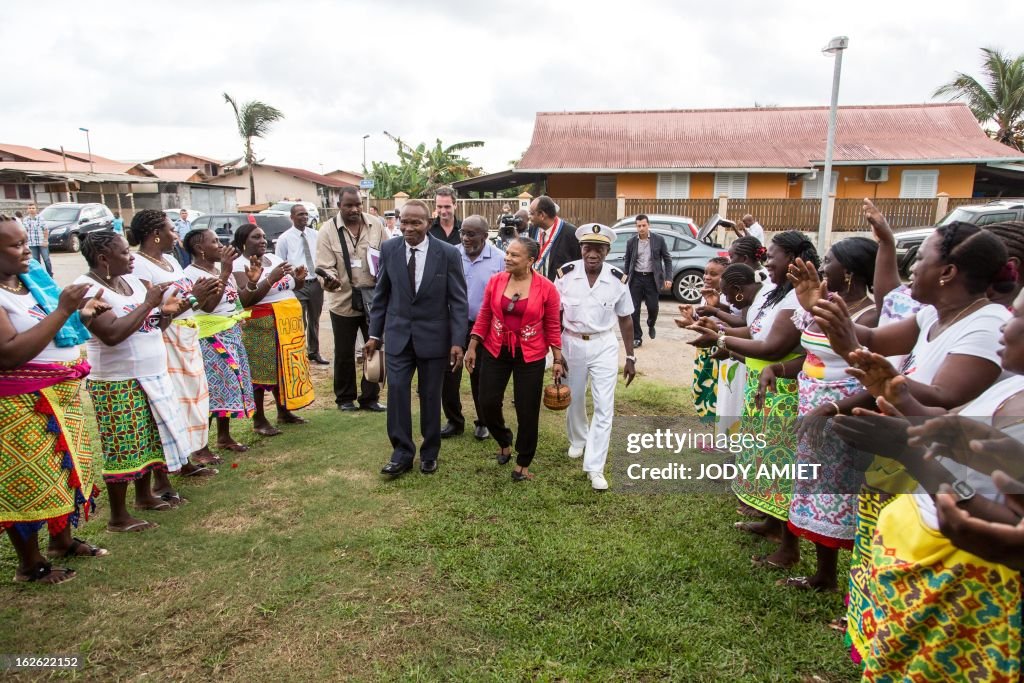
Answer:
[{"left": 829, "top": 401, "right": 841, "bottom": 416}]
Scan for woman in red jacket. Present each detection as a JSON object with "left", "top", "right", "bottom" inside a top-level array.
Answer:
[{"left": 465, "top": 237, "right": 564, "bottom": 481}]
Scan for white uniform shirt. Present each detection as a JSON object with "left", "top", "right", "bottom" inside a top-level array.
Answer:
[
  {"left": 746, "top": 222, "right": 765, "bottom": 244},
  {"left": 555, "top": 261, "right": 634, "bottom": 334},
  {"left": 275, "top": 225, "right": 318, "bottom": 280}
]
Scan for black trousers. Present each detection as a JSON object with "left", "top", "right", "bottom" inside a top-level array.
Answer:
[
  {"left": 296, "top": 279, "right": 324, "bottom": 356},
  {"left": 441, "top": 325, "right": 481, "bottom": 429},
  {"left": 386, "top": 340, "right": 446, "bottom": 465},
  {"left": 629, "top": 272, "right": 660, "bottom": 341},
  {"left": 329, "top": 311, "right": 380, "bottom": 406},
  {"left": 476, "top": 345, "right": 546, "bottom": 468}
]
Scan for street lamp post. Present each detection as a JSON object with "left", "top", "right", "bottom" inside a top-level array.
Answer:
[
  {"left": 817, "top": 36, "right": 848, "bottom": 251},
  {"left": 362, "top": 134, "right": 371, "bottom": 212},
  {"left": 78, "top": 127, "right": 94, "bottom": 174}
]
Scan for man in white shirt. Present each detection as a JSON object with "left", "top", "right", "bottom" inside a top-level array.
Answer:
[
  {"left": 276, "top": 204, "right": 328, "bottom": 364},
  {"left": 734, "top": 214, "right": 765, "bottom": 244}
]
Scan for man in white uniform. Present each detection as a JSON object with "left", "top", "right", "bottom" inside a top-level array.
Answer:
[{"left": 555, "top": 223, "right": 637, "bottom": 491}]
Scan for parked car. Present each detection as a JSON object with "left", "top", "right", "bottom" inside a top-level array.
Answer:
[
  {"left": 607, "top": 226, "right": 729, "bottom": 303},
  {"left": 611, "top": 214, "right": 699, "bottom": 238},
  {"left": 894, "top": 200, "right": 1024, "bottom": 276},
  {"left": 190, "top": 213, "right": 294, "bottom": 253},
  {"left": 43, "top": 202, "right": 115, "bottom": 252},
  {"left": 259, "top": 200, "right": 320, "bottom": 228}
]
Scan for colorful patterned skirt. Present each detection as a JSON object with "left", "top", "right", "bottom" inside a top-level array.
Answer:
[
  {"left": 165, "top": 322, "right": 210, "bottom": 453},
  {"left": 241, "top": 301, "right": 313, "bottom": 410},
  {"left": 201, "top": 324, "right": 255, "bottom": 419},
  {"left": 861, "top": 494, "right": 1022, "bottom": 681},
  {"left": 692, "top": 348, "right": 718, "bottom": 425},
  {"left": 787, "top": 373, "right": 866, "bottom": 548},
  {"left": 0, "top": 377, "right": 99, "bottom": 537},
  {"left": 87, "top": 378, "right": 169, "bottom": 483},
  {"left": 731, "top": 359, "right": 799, "bottom": 520}
]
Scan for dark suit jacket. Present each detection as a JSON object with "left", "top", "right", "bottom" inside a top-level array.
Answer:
[
  {"left": 368, "top": 235, "right": 468, "bottom": 359},
  {"left": 544, "top": 219, "right": 580, "bottom": 280},
  {"left": 624, "top": 233, "right": 673, "bottom": 286}
]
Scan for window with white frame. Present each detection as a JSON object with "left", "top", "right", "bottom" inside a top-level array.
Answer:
[
  {"left": 801, "top": 171, "right": 839, "bottom": 199},
  {"left": 656, "top": 172, "right": 690, "bottom": 199},
  {"left": 899, "top": 170, "right": 939, "bottom": 198},
  {"left": 595, "top": 175, "right": 617, "bottom": 199},
  {"left": 713, "top": 172, "right": 748, "bottom": 198}
]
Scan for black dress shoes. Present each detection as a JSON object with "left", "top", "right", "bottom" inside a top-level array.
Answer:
[
  {"left": 473, "top": 425, "right": 490, "bottom": 440},
  {"left": 360, "top": 402, "right": 386, "bottom": 413},
  {"left": 338, "top": 402, "right": 359, "bottom": 412},
  {"left": 309, "top": 354, "right": 331, "bottom": 365},
  {"left": 649, "top": 324, "right": 656, "bottom": 340},
  {"left": 440, "top": 423, "right": 464, "bottom": 439},
  {"left": 633, "top": 338, "right": 643, "bottom": 348},
  {"left": 420, "top": 460, "right": 438, "bottom": 474},
  {"left": 381, "top": 461, "right": 412, "bottom": 476}
]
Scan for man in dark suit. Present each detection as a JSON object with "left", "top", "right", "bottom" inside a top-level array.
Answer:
[
  {"left": 528, "top": 195, "right": 580, "bottom": 279},
  {"left": 623, "top": 214, "right": 673, "bottom": 347},
  {"left": 364, "top": 199, "right": 469, "bottom": 476}
]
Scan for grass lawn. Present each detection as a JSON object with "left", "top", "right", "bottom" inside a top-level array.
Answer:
[{"left": 1, "top": 372, "right": 861, "bottom": 682}]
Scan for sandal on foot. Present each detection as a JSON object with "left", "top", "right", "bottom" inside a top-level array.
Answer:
[
  {"left": 751, "top": 554, "right": 797, "bottom": 570},
  {"left": 217, "top": 442, "right": 249, "bottom": 453},
  {"left": 106, "top": 520, "right": 159, "bottom": 533},
  {"left": 511, "top": 470, "right": 534, "bottom": 481},
  {"left": 181, "top": 465, "right": 218, "bottom": 477},
  {"left": 47, "top": 537, "right": 110, "bottom": 559},
  {"left": 254, "top": 426, "right": 282, "bottom": 437},
  {"left": 160, "top": 491, "right": 188, "bottom": 506},
  {"left": 775, "top": 576, "right": 837, "bottom": 592},
  {"left": 133, "top": 500, "right": 172, "bottom": 511},
  {"left": 14, "top": 563, "right": 76, "bottom": 584},
  {"left": 496, "top": 447, "right": 512, "bottom": 465},
  {"left": 193, "top": 454, "right": 223, "bottom": 466}
]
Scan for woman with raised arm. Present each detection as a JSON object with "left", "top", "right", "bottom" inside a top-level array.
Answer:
[
  {"left": 131, "top": 210, "right": 224, "bottom": 474},
  {"left": 688, "top": 231, "right": 818, "bottom": 568},
  {"left": 0, "top": 216, "right": 110, "bottom": 584},
  {"left": 231, "top": 223, "right": 312, "bottom": 435},
  {"left": 74, "top": 231, "right": 192, "bottom": 532},
  {"left": 184, "top": 229, "right": 254, "bottom": 452}
]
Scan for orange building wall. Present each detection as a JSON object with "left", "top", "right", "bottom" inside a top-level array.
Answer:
[
  {"left": 747, "top": 174, "right": 790, "bottom": 198},
  {"left": 799, "top": 164, "right": 976, "bottom": 199},
  {"left": 689, "top": 173, "right": 715, "bottom": 198},
  {"left": 547, "top": 174, "right": 598, "bottom": 197},
  {"left": 615, "top": 174, "right": 656, "bottom": 197}
]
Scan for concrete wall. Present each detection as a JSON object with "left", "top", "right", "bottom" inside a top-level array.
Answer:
[{"left": 205, "top": 167, "right": 319, "bottom": 207}]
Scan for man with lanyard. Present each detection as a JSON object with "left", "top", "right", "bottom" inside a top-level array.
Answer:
[
  {"left": 529, "top": 195, "right": 579, "bottom": 279},
  {"left": 23, "top": 203, "right": 52, "bottom": 276},
  {"left": 555, "top": 224, "right": 636, "bottom": 491},
  {"left": 316, "top": 186, "right": 386, "bottom": 411},
  {"left": 277, "top": 204, "right": 328, "bottom": 365},
  {"left": 429, "top": 186, "right": 461, "bottom": 247},
  {"left": 441, "top": 215, "right": 505, "bottom": 440}
]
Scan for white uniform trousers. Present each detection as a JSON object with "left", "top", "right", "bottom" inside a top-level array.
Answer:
[{"left": 562, "top": 330, "right": 619, "bottom": 473}]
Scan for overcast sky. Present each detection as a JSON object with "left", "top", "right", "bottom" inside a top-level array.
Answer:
[{"left": 5, "top": 0, "right": 1023, "bottom": 175}]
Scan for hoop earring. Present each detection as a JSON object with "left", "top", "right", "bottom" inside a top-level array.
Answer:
[
  {"left": 155, "top": 236, "right": 161, "bottom": 245},
  {"left": 734, "top": 293, "right": 744, "bottom": 302}
]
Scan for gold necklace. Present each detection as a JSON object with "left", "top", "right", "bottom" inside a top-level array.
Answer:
[
  {"left": 0, "top": 278, "right": 25, "bottom": 293},
  {"left": 190, "top": 262, "right": 218, "bottom": 276},
  {"left": 936, "top": 297, "right": 988, "bottom": 335},
  {"left": 88, "top": 271, "right": 128, "bottom": 296},
  {"left": 844, "top": 295, "right": 871, "bottom": 313},
  {"left": 138, "top": 251, "right": 173, "bottom": 271}
]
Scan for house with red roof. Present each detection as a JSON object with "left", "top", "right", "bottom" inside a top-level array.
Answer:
[
  {"left": 512, "top": 103, "right": 1024, "bottom": 200},
  {"left": 203, "top": 162, "right": 353, "bottom": 209}
]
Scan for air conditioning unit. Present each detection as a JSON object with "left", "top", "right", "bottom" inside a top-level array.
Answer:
[{"left": 865, "top": 166, "right": 889, "bottom": 182}]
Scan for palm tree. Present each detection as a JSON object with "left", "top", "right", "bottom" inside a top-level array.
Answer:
[
  {"left": 934, "top": 47, "right": 1024, "bottom": 151},
  {"left": 223, "top": 93, "right": 285, "bottom": 204}
]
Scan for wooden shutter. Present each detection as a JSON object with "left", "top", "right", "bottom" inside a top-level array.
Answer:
[
  {"left": 595, "top": 175, "right": 617, "bottom": 199},
  {"left": 899, "top": 170, "right": 939, "bottom": 198},
  {"left": 656, "top": 173, "right": 690, "bottom": 199}
]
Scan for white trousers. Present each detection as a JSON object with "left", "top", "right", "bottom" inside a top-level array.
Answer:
[{"left": 562, "top": 331, "right": 619, "bottom": 473}]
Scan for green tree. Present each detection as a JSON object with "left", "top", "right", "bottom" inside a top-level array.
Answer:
[
  {"left": 367, "top": 133, "right": 484, "bottom": 198},
  {"left": 934, "top": 47, "right": 1024, "bottom": 151},
  {"left": 223, "top": 93, "right": 285, "bottom": 204}
]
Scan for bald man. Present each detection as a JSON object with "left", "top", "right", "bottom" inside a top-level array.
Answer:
[{"left": 733, "top": 214, "right": 765, "bottom": 244}]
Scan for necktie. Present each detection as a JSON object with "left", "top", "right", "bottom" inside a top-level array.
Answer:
[
  {"left": 300, "top": 232, "right": 315, "bottom": 276},
  {"left": 408, "top": 247, "right": 417, "bottom": 293}
]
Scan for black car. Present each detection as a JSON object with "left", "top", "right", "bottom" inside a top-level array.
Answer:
[
  {"left": 190, "top": 213, "right": 293, "bottom": 253},
  {"left": 43, "top": 203, "right": 115, "bottom": 252},
  {"left": 894, "top": 200, "right": 1024, "bottom": 277}
]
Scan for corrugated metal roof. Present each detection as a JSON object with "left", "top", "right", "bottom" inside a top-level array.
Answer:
[
  {"left": 264, "top": 164, "right": 352, "bottom": 187},
  {"left": 517, "top": 103, "right": 1024, "bottom": 172},
  {"left": 0, "top": 144, "right": 66, "bottom": 163}
]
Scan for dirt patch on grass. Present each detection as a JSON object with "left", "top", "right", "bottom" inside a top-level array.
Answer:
[{"left": 198, "top": 512, "right": 260, "bottom": 534}]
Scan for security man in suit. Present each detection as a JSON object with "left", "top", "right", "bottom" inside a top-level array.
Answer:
[
  {"left": 529, "top": 195, "right": 580, "bottom": 279},
  {"left": 555, "top": 223, "right": 636, "bottom": 491},
  {"left": 364, "top": 199, "right": 469, "bottom": 477},
  {"left": 623, "top": 214, "right": 673, "bottom": 347}
]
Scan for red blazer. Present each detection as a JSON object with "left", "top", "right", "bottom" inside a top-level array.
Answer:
[{"left": 471, "top": 272, "right": 561, "bottom": 362}]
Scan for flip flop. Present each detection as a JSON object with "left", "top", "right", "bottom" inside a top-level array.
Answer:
[
  {"left": 181, "top": 466, "right": 218, "bottom": 477},
  {"left": 751, "top": 554, "right": 797, "bottom": 570},
  {"left": 775, "top": 576, "right": 836, "bottom": 592},
  {"left": 47, "top": 537, "right": 110, "bottom": 559},
  {"left": 106, "top": 520, "right": 159, "bottom": 533},
  {"left": 216, "top": 442, "right": 249, "bottom": 453},
  {"left": 193, "top": 454, "right": 224, "bottom": 466},
  {"left": 14, "top": 563, "right": 76, "bottom": 584},
  {"left": 133, "top": 500, "right": 172, "bottom": 511},
  {"left": 160, "top": 492, "right": 188, "bottom": 506}
]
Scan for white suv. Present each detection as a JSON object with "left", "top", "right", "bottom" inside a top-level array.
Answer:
[{"left": 259, "top": 200, "right": 320, "bottom": 228}]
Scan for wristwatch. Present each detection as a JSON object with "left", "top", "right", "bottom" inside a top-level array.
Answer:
[
  {"left": 951, "top": 478, "right": 976, "bottom": 507},
  {"left": 625, "top": 355, "right": 637, "bottom": 363}
]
